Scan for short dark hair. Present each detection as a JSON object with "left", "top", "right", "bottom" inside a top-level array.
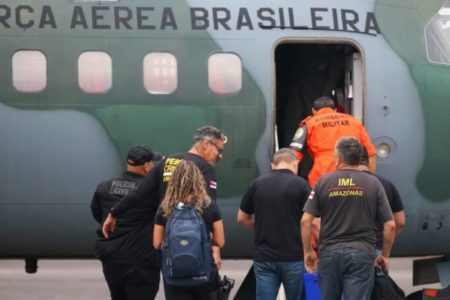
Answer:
[
  {"left": 272, "top": 148, "right": 297, "bottom": 165},
  {"left": 313, "top": 96, "right": 336, "bottom": 110},
  {"left": 192, "top": 125, "right": 227, "bottom": 144},
  {"left": 360, "top": 146, "right": 369, "bottom": 166},
  {"left": 335, "top": 137, "right": 363, "bottom": 166}
]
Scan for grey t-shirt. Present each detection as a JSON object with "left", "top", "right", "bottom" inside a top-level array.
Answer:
[{"left": 303, "top": 169, "right": 393, "bottom": 255}]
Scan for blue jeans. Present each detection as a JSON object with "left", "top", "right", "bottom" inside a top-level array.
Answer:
[
  {"left": 318, "top": 248, "right": 375, "bottom": 300},
  {"left": 253, "top": 261, "right": 305, "bottom": 300}
]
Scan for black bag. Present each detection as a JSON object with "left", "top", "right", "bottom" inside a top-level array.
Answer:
[
  {"left": 371, "top": 266, "right": 406, "bottom": 300},
  {"left": 218, "top": 275, "right": 235, "bottom": 300}
]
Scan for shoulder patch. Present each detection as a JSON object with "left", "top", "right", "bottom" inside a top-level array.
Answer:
[
  {"left": 293, "top": 127, "right": 305, "bottom": 140},
  {"left": 209, "top": 181, "right": 217, "bottom": 189}
]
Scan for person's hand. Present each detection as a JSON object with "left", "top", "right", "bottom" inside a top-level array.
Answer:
[
  {"left": 374, "top": 255, "right": 389, "bottom": 270},
  {"left": 304, "top": 250, "right": 318, "bottom": 273},
  {"left": 212, "top": 246, "right": 222, "bottom": 271},
  {"left": 102, "top": 213, "right": 116, "bottom": 238}
]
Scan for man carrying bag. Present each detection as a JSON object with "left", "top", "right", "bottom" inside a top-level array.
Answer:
[{"left": 371, "top": 266, "right": 405, "bottom": 300}]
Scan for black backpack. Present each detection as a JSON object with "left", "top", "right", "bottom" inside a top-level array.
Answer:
[
  {"left": 161, "top": 204, "right": 213, "bottom": 287},
  {"left": 371, "top": 266, "right": 406, "bottom": 300}
]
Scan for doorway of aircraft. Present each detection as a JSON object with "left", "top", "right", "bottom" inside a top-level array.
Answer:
[{"left": 274, "top": 42, "right": 363, "bottom": 178}]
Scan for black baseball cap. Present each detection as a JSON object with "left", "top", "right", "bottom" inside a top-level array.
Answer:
[{"left": 126, "top": 145, "right": 163, "bottom": 166}]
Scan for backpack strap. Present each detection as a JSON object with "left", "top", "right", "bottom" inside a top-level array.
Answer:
[{"left": 166, "top": 202, "right": 210, "bottom": 240}]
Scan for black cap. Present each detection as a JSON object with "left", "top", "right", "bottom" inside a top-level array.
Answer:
[{"left": 126, "top": 145, "right": 163, "bottom": 166}]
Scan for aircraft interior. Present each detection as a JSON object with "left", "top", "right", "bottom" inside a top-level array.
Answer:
[{"left": 274, "top": 43, "right": 360, "bottom": 177}]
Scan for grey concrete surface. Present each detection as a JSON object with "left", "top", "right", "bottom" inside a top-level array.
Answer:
[{"left": 0, "top": 258, "right": 442, "bottom": 299}]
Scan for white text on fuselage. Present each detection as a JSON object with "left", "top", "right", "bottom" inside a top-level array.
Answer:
[{"left": 0, "top": 5, "right": 380, "bottom": 35}]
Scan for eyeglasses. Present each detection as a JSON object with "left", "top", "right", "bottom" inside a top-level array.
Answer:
[{"left": 209, "top": 140, "right": 224, "bottom": 155}]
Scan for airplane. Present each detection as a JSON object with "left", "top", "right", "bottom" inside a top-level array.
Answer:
[{"left": 1, "top": 0, "right": 450, "bottom": 298}]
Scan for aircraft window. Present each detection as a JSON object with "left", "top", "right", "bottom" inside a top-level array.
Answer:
[
  {"left": 12, "top": 50, "right": 47, "bottom": 93},
  {"left": 208, "top": 53, "right": 242, "bottom": 95},
  {"left": 78, "top": 51, "right": 112, "bottom": 94},
  {"left": 425, "top": 0, "right": 450, "bottom": 65},
  {"left": 143, "top": 53, "right": 177, "bottom": 95}
]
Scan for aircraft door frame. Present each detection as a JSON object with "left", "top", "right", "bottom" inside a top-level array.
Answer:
[{"left": 346, "top": 52, "right": 364, "bottom": 121}]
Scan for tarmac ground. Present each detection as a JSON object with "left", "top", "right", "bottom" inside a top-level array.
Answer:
[{"left": 0, "top": 258, "right": 442, "bottom": 299}]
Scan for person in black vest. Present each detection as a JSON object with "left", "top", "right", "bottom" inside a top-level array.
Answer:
[
  {"left": 237, "top": 148, "right": 311, "bottom": 300},
  {"left": 153, "top": 160, "right": 225, "bottom": 300},
  {"left": 90, "top": 145, "right": 163, "bottom": 300}
]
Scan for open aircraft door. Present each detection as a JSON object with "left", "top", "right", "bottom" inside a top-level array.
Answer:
[{"left": 274, "top": 42, "right": 364, "bottom": 154}]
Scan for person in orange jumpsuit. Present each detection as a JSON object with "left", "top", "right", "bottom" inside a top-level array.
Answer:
[{"left": 290, "top": 96, "right": 376, "bottom": 187}]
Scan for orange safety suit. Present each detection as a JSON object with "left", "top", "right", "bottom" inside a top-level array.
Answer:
[{"left": 291, "top": 107, "right": 376, "bottom": 187}]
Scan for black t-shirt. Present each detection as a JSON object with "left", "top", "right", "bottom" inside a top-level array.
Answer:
[
  {"left": 373, "top": 174, "right": 404, "bottom": 249},
  {"left": 111, "top": 152, "right": 217, "bottom": 218},
  {"left": 303, "top": 169, "right": 393, "bottom": 255},
  {"left": 240, "top": 169, "right": 311, "bottom": 262},
  {"left": 90, "top": 171, "right": 159, "bottom": 265},
  {"left": 154, "top": 201, "right": 222, "bottom": 234}
]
